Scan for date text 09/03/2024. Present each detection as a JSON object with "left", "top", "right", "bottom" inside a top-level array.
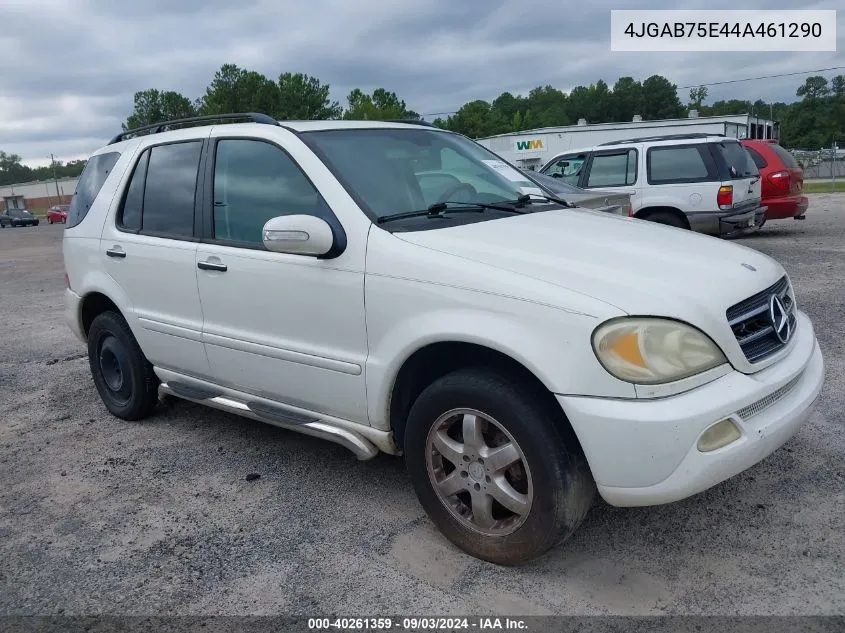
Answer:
[
  {"left": 307, "top": 617, "right": 528, "bottom": 630},
  {"left": 623, "top": 22, "right": 822, "bottom": 38}
]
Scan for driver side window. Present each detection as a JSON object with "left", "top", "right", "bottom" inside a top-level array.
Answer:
[
  {"left": 542, "top": 154, "right": 586, "bottom": 185},
  {"left": 212, "top": 139, "right": 332, "bottom": 246}
]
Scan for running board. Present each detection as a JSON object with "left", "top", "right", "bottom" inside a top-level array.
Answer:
[{"left": 158, "top": 382, "right": 380, "bottom": 461}]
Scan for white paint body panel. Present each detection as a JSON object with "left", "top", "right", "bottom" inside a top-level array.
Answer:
[{"left": 63, "top": 120, "right": 824, "bottom": 508}]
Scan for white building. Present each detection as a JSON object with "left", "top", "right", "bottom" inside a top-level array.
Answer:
[
  {"left": 0, "top": 177, "right": 79, "bottom": 211},
  {"left": 476, "top": 113, "right": 778, "bottom": 171}
]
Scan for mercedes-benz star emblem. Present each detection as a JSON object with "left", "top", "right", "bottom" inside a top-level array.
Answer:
[{"left": 769, "top": 295, "right": 791, "bottom": 343}]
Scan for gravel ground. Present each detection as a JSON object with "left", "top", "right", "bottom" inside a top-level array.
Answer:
[{"left": 1, "top": 197, "right": 843, "bottom": 617}]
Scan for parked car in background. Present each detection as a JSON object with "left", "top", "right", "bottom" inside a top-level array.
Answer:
[
  {"left": 741, "top": 140, "right": 808, "bottom": 226},
  {"left": 47, "top": 204, "right": 70, "bottom": 224},
  {"left": 521, "top": 169, "right": 633, "bottom": 216},
  {"left": 539, "top": 134, "right": 765, "bottom": 238},
  {"left": 0, "top": 208, "right": 39, "bottom": 228}
]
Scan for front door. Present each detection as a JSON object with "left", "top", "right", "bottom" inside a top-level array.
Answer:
[{"left": 194, "top": 132, "right": 369, "bottom": 424}]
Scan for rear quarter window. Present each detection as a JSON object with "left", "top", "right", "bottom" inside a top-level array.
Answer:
[
  {"left": 66, "top": 152, "right": 121, "bottom": 228},
  {"left": 647, "top": 145, "right": 718, "bottom": 184},
  {"left": 770, "top": 144, "right": 799, "bottom": 169},
  {"left": 745, "top": 146, "right": 768, "bottom": 170}
]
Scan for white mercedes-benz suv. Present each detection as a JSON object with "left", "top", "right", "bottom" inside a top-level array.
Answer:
[{"left": 62, "top": 114, "right": 824, "bottom": 565}]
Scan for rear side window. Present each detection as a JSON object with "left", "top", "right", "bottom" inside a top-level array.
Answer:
[
  {"left": 66, "top": 152, "right": 121, "bottom": 228},
  {"left": 115, "top": 141, "right": 202, "bottom": 238},
  {"left": 586, "top": 150, "right": 637, "bottom": 187},
  {"left": 745, "top": 146, "right": 768, "bottom": 169},
  {"left": 770, "top": 144, "right": 799, "bottom": 169},
  {"left": 647, "top": 145, "right": 718, "bottom": 184},
  {"left": 117, "top": 150, "right": 149, "bottom": 232},
  {"left": 142, "top": 142, "right": 202, "bottom": 237}
]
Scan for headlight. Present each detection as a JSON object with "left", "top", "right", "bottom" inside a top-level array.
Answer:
[{"left": 592, "top": 318, "right": 727, "bottom": 384}]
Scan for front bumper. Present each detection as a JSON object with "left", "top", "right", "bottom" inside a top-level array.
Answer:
[{"left": 558, "top": 310, "right": 824, "bottom": 507}]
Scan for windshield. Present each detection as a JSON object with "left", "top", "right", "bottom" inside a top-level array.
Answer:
[{"left": 299, "top": 128, "right": 543, "bottom": 221}]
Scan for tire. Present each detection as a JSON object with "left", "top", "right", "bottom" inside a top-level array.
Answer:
[
  {"left": 404, "top": 368, "right": 595, "bottom": 566},
  {"left": 49, "top": 219, "right": 53, "bottom": 224},
  {"left": 644, "top": 210, "right": 686, "bottom": 228},
  {"left": 87, "top": 311, "right": 159, "bottom": 421}
]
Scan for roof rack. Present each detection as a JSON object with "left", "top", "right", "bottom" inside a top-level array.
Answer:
[
  {"left": 599, "top": 132, "right": 726, "bottom": 146},
  {"left": 383, "top": 119, "right": 436, "bottom": 127},
  {"left": 108, "top": 112, "right": 279, "bottom": 145}
]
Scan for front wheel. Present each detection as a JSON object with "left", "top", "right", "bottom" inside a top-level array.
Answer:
[
  {"left": 404, "top": 368, "right": 595, "bottom": 566},
  {"left": 88, "top": 311, "right": 159, "bottom": 420}
]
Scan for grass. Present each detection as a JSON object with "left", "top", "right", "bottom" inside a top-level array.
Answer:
[{"left": 803, "top": 181, "right": 845, "bottom": 194}]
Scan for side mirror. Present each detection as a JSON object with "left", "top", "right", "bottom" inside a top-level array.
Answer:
[{"left": 262, "top": 215, "right": 334, "bottom": 256}]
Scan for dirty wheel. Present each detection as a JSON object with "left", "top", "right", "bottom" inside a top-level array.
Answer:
[
  {"left": 404, "top": 368, "right": 595, "bottom": 566},
  {"left": 88, "top": 311, "right": 159, "bottom": 421}
]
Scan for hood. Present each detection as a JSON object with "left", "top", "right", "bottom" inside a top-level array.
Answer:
[{"left": 394, "top": 208, "right": 784, "bottom": 326}]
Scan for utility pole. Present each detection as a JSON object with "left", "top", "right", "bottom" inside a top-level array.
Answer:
[
  {"left": 833, "top": 137, "right": 837, "bottom": 192},
  {"left": 50, "top": 153, "right": 61, "bottom": 202}
]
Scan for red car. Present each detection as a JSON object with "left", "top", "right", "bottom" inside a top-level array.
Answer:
[
  {"left": 741, "top": 140, "right": 808, "bottom": 224},
  {"left": 47, "top": 204, "right": 70, "bottom": 224}
]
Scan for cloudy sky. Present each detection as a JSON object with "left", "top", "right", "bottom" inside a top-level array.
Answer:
[{"left": 1, "top": 0, "right": 842, "bottom": 167}]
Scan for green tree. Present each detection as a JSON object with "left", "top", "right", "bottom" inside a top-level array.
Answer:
[
  {"left": 123, "top": 89, "right": 197, "bottom": 130},
  {"left": 342, "top": 88, "right": 418, "bottom": 120},
  {"left": 640, "top": 75, "right": 683, "bottom": 120},
  {"left": 198, "top": 64, "right": 280, "bottom": 116},
  {"left": 440, "top": 100, "right": 508, "bottom": 138},
  {"left": 688, "top": 86, "right": 708, "bottom": 110},
  {"left": 0, "top": 151, "right": 32, "bottom": 186},
  {"left": 796, "top": 76, "right": 830, "bottom": 100},
  {"left": 277, "top": 72, "right": 342, "bottom": 119},
  {"left": 610, "top": 76, "right": 643, "bottom": 122},
  {"left": 829, "top": 75, "right": 844, "bottom": 98},
  {"left": 525, "top": 85, "right": 568, "bottom": 127}
]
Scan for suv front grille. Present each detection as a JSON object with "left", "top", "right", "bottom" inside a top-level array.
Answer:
[{"left": 727, "top": 276, "right": 797, "bottom": 363}]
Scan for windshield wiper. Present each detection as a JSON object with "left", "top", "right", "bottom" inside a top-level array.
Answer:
[
  {"left": 500, "top": 193, "right": 576, "bottom": 208},
  {"left": 377, "top": 200, "right": 527, "bottom": 225}
]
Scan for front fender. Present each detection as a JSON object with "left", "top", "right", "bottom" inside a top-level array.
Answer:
[{"left": 364, "top": 282, "right": 636, "bottom": 430}]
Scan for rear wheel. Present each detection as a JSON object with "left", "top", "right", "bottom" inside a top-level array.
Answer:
[
  {"left": 644, "top": 210, "right": 686, "bottom": 228},
  {"left": 404, "top": 368, "right": 595, "bottom": 566},
  {"left": 88, "top": 311, "right": 159, "bottom": 420}
]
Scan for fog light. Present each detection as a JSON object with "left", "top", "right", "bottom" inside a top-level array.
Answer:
[{"left": 697, "top": 419, "right": 741, "bottom": 452}]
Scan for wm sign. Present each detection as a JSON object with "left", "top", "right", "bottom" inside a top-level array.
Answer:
[{"left": 514, "top": 138, "right": 546, "bottom": 152}]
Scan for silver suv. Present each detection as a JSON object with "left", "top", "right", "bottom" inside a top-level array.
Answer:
[{"left": 539, "top": 133, "right": 765, "bottom": 237}]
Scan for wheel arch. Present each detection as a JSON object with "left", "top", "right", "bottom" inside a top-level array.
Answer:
[
  {"left": 387, "top": 340, "right": 586, "bottom": 458},
  {"left": 635, "top": 205, "right": 690, "bottom": 229},
  {"left": 80, "top": 292, "right": 123, "bottom": 337}
]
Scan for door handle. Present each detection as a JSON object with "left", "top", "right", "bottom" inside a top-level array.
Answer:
[
  {"left": 197, "top": 260, "right": 227, "bottom": 272},
  {"left": 106, "top": 247, "right": 126, "bottom": 258}
]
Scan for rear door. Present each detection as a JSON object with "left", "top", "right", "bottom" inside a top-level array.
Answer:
[
  {"left": 712, "top": 139, "right": 761, "bottom": 210},
  {"left": 100, "top": 135, "right": 211, "bottom": 377}
]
